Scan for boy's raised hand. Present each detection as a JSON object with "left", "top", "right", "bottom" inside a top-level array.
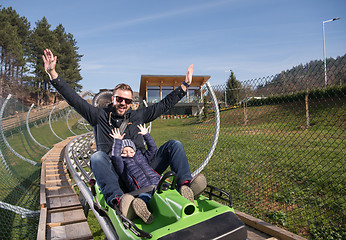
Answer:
[
  {"left": 137, "top": 124, "right": 149, "bottom": 135},
  {"left": 110, "top": 128, "right": 125, "bottom": 139}
]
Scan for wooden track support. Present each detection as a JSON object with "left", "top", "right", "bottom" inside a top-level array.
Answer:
[{"left": 37, "top": 138, "right": 93, "bottom": 240}]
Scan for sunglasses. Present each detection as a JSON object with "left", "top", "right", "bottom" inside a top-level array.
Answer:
[{"left": 114, "top": 96, "right": 133, "bottom": 104}]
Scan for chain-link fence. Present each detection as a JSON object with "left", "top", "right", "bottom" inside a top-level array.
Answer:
[
  {"left": 151, "top": 62, "right": 345, "bottom": 239},
  {"left": 0, "top": 96, "right": 89, "bottom": 239}
]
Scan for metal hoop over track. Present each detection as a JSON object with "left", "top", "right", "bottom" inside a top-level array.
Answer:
[
  {"left": 0, "top": 94, "right": 40, "bottom": 166},
  {"left": 49, "top": 106, "right": 64, "bottom": 141},
  {"left": 66, "top": 109, "right": 77, "bottom": 136},
  {"left": 26, "top": 104, "right": 50, "bottom": 150},
  {"left": 192, "top": 82, "right": 220, "bottom": 176}
]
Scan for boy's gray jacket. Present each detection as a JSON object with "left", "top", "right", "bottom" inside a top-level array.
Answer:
[{"left": 50, "top": 76, "right": 186, "bottom": 153}]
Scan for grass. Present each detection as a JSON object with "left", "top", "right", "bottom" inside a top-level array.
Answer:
[
  {"left": 86, "top": 211, "right": 106, "bottom": 240},
  {"left": 148, "top": 96, "right": 345, "bottom": 239}
]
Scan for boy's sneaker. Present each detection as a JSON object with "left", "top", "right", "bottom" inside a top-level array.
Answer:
[
  {"left": 118, "top": 194, "right": 136, "bottom": 220},
  {"left": 180, "top": 185, "right": 195, "bottom": 203},
  {"left": 132, "top": 198, "right": 154, "bottom": 224},
  {"left": 190, "top": 173, "right": 207, "bottom": 199}
]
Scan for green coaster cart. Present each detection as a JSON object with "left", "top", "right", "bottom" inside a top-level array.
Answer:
[{"left": 89, "top": 171, "right": 247, "bottom": 240}]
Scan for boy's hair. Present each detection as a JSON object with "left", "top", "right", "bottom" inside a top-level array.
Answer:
[
  {"left": 113, "top": 83, "right": 133, "bottom": 96},
  {"left": 121, "top": 139, "right": 136, "bottom": 152}
]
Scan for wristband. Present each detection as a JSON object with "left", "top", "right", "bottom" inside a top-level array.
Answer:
[{"left": 182, "top": 81, "right": 190, "bottom": 88}]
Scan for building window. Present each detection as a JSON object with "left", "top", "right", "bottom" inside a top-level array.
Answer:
[
  {"left": 162, "top": 86, "right": 173, "bottom": 99},
  {"left": 180, "top": 87, "right": 201, "bottom": 103},
  {"left": 147, "top": 86, "right": 160, "bottom": 103},
  {"left": 189, "top": 87, "right": 201, "bottom": 103}
]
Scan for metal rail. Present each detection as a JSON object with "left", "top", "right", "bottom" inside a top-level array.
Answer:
[{"left": 64, "top": 133, "right": 117, "bottom": 239}]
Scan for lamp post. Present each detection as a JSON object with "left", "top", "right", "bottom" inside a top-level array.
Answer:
[{"left": 323, "top": 17, "right": 340, "bottom": 86}]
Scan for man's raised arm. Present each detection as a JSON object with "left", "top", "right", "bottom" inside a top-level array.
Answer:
[{"left": 42, "top": 49, "right": 100, "bottom": 126}]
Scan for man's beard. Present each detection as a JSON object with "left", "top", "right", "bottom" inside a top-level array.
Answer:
[{"left": 115, "top": 104, "right": 128, "bottom": 116}]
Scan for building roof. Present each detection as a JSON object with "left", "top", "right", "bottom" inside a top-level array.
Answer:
[{"left": 139, "top": 75, "right": 210, "bottom": 98}]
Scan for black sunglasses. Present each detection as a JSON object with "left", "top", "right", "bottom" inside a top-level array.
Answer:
[{"left": 114, "top": 96, "right": 133, "bottom": 104}]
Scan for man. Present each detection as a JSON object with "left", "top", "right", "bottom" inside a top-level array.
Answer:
[{"left": 43, "top": 49, "right": 206, "bottom": 211}]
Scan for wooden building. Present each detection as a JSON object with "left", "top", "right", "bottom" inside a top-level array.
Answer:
[{"left": 139, "top": 75, "right": 210, "bottom": 115}]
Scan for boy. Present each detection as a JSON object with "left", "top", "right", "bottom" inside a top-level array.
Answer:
[{"left": 110, "top": 124, "right": 195, "bottom": 224}]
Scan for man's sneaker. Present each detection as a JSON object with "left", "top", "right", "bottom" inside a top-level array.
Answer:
[
  {"left": 119, "top": 194, "right": 136, "bottom": 220},
  {"left": 190, "top": 173, "right": 207, "bottom": 199},
  {"left": 180, "top": 185, "right": 195, "bottom": 203},
  {"left": 132, "top": 198, "right": 154, "bottom": 224}
]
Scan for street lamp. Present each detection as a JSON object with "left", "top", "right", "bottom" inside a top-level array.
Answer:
[{"left": 323, "top": 17, "right": 340, "bottom": 86}]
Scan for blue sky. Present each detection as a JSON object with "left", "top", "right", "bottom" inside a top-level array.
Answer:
[{"left": 2, "top": 0, "right": 346, "bottom": 92}]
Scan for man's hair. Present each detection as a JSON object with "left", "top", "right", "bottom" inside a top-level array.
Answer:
[{"left": 113, "top": 83, "right": 133, "bottom": 96}]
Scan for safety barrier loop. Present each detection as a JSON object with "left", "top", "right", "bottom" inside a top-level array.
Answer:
[
  {"left": 49, "top": 106, "right": 64, "bottom": 141},
  {"left": 0, "top": 148, "right": 12, "bottom": 175},
  {"left": 0, "top": 201, "right": 39, "bottom": 218},
  {"left": 0, "top": 94, "right": 39, "bottom": 166},
  {"left": 192, "top": 82, "right": 220, "bottom": 177},
  {"left": 66, "top": 109, "right": 77, "bottom": 136},
  {"left": 26, "top": 104, "right": 50, "bottom": 150}
]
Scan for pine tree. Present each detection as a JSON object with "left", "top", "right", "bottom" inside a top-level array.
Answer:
[
  {"left": 0, "top": 7, "right": 30, "bottom": 97},
  {"left": 54, "top": 24, "right": 83, "bottom": 91},
  {"left": 0, "top": 6, "right": 84, "bottom": 104},
  {"left": 28, "top": 17, "right": 59, "bottom": 105},
  {"left": 226, "top": 70, "right": 242, "bottom": 105}
]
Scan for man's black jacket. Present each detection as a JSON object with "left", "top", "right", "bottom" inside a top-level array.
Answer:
[{"left": 51, "top": 76, "right": 186, "bottom": 153}]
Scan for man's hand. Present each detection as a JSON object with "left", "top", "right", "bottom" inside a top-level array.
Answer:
[
  {"left": 137, "top": 124, "right": 149, "bottom": 135},
  {"left": 42, "top": 49, "right": 58, "bottom": 80},
  {"left": 110, "top": 128, "right": 125, "bottom": 139},
  {"left": 181, "top": 64, "right": 193, "bottom": 91}
]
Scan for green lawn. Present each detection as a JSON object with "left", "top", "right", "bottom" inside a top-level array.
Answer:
[{"left": 148, "top": 97, "right": 345, "bottom": 239}]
